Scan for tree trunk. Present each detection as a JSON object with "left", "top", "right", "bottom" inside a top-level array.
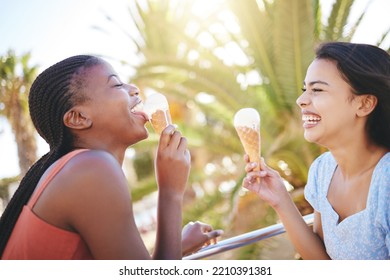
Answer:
[{"left": 8, "top": 86, "right": 37, "bottom": 176}]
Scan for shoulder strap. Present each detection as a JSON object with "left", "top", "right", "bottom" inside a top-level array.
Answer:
[{"left": 27, "top": 149, "right": 89, "bottom": 207}]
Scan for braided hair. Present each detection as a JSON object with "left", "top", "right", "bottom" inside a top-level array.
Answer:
[{"left": 0, "top": 55, "right": 102, "bottom": 256}]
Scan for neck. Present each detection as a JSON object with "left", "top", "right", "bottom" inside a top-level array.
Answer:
[
  {"left": 73, "top": 141, "right": 127, "bottom": 166},
  {"left": 329, "top": 140, "right": 387, "bottom": 179}
]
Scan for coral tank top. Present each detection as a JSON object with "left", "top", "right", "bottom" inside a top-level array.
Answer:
[{"left": 2, "top": 149, "right": 93, "bottom": 260}]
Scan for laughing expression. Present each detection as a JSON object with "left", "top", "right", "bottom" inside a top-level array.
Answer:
[{"left": 296, "top": 58, "right": 360, "bottom": 148}]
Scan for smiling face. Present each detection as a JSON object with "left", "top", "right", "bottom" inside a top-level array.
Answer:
[
  {"left": 296, "top": 58, "right": 363, "bottom": 148},
  {"left": 68, "top": 59, "right": 149, "bottom": 148}
]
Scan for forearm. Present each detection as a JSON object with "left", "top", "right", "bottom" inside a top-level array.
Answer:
[
  {"left": 275, "top": 200, "right": 330, "bottom": 260},
  {"left": 153, "top": 192, "right": 183, "bottom": 259}
]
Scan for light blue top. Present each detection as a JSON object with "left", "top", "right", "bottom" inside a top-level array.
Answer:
[{"left": 304, "top": 151, "right": 390, "bottom": 260}]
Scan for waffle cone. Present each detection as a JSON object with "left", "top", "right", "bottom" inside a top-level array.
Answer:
[
  {"left": 235, "top": 126, "right": 261, "bottom": 171},
  {"left": 150, "top": 109, "right": 172, "bottom": 134}
]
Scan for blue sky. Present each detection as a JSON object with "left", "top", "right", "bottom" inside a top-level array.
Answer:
[
  {"left": 0, "top": 0, "right": 389, "bottom": 178},
  {"left": 0, "top": 0, "right": 137, "bottom": 73}
]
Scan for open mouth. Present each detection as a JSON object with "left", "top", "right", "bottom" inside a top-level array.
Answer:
[
  {"left": 131, "top": 99, "right": 144, "bottom": 113},
  {"left": 302, "top": 114, "right": 321, "bottom": 125},
  {"left": 130, "top": 99, "right": 149, "bottom": 122}
]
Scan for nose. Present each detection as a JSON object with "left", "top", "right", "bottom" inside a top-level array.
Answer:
[
  {"left": 296, "top": 90, "right": 310, "bottom": 108},
  {"left": 128, "top": 84, "right": 140, "bottom": 96}
]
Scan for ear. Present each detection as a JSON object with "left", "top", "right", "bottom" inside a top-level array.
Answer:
[
  {"left": 356, "top": 94, "right": 377, "bottom": 117},
  {"left": 63, "top": 108, "right": 92, "bottom": 130}
]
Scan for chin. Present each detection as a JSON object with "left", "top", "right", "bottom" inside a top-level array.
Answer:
[
  {"left": 128, "top": 129, "right": 149, "bottom": 145},
  {"left": 303, "top": 131, "right": 318, "bottom": 144},
  {"left": 139, "top": 128, "right": 149, "bottom": 141},
  {"left": 304, "top": 133, "right": 327, "bottom": 149}
]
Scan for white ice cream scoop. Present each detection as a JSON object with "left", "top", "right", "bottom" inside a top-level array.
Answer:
[
  {"left": 143, "top": 93, "right": 172, "bottom": 134},
  {"left": 143, "top": 93, "right": 170, "bottom": 118},
  {"left": 233, "top": 108, "right": 260, "bottom": 130}
]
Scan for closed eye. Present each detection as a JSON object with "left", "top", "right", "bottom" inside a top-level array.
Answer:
[
  {"left": 311, "top": 88, "right": 323, "bottom": 93},
  {"left": 301, "top": 87, "right": 324, "bottom": 95}
]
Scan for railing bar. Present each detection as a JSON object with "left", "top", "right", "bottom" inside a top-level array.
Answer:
[{"left": 183, "top": 213, "right": 314, "bottom": 260}]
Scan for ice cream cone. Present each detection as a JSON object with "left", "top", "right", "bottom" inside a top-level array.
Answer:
[
  {"left": 235, "top": 126, "right": 261, "bottom": 171},
  {"left": 143, "top": 93, "right": 172, "bottom": 134},
  {"left": 234, "top": 108, "right": 261, "bottom": 171},
  {"left": 150, "top": 109, "right": 172, "bottom": 135}
]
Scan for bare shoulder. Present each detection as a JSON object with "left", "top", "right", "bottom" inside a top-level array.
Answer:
[
  {"left": 63, "top": 149, "right": 124, "bottom": 177},
  {"left": 56, "top": 149, "right": 131, "bottom": 205},
  {"left": 57, "top": 150, "right": 129, "bottom": 190},
  {"left": 34, "top": 149, "right": 132, "bottom": 231}
]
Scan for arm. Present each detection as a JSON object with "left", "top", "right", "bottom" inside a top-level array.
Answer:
[
  {"left": 152, "top": 125, "right": 191, "bottom": 259},
  {"left": 243, "top": 157, "right": 330, "bottom": 260},
  {"left": 272, "top": 198, "right": 329, "bottom": 260}
]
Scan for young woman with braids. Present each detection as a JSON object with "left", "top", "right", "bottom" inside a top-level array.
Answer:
[
  {"left": 0, "top": 55, "right": 222, "bottom": 259},
  {"left": 243, "top": 42, "right": 390, "bottom": 259}
]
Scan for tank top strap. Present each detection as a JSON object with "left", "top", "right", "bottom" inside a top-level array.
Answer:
[{"left": 27, "top": 149, "right": 89, "bottom": 208}]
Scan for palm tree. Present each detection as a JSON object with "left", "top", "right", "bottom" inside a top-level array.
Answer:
[{"left": 0, "top": 50, "right": 38, "bottom": 177}]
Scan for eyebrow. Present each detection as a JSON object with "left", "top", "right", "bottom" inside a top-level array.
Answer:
[{"left": 303, "top": 80, "right": 329, "bottom": 86}]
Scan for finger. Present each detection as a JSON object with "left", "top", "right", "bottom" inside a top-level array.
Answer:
[
  {"left": 260, "top": 157, "right": 267, "bottom": 170},
  {"left": 176, "top": 136, "right": 188, "bottom": 153},
  {"left": 206, "top": 229, "right": 224, "bottom": 240},
  {"left": 245, "top": 162, "right": 258, "bottom": 172},
  {"left": 192, "top": 221, "right": 212, "bottom": 232},
  {"left": 243, "top": 175, "right": 255, "bottom": 188},
  {"left": 260, "top": 157, "right": 274, "bottom": 174},
  {"left": 159, "top": 125, "right": 177, "bottom": 147},
  {"left": 184, "top": 148, "right": 191, "bottom": 162},
  {"left": 259, "top": 159, "right": 280, "bottom": 177},
  {"left": 206, "top": 230, "right": 224, "bottom": 245},
  {"left": 246, "top": 171, "right": 264, "bottom": 179},
  {"left": 169, "top": 130, "right": 183, "bottom": 148},
  {"left": 243, "top": 172, "right": 265, "bottom": 186}
]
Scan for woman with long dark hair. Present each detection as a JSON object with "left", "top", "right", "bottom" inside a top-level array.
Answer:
[{"left": 243, "top": 42, "right": 390, "bottom": 259}]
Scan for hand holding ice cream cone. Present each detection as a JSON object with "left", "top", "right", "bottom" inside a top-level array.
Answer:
[
  {"left": 234, "top": 108, "right": 261, "bottom": 172},
  {"left": 143, "top": 93, "right": 173, "bottom": 134}
]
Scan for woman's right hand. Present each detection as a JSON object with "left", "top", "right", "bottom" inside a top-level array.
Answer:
[
  {"left": 242, "top": 155, "right": 289, "bottom": 209},
  {"left": 181, "top": 221, "right": 224, "bottom": 257},
  {"left": 155, "top": 125, "right": 191, "bottom": 197}
]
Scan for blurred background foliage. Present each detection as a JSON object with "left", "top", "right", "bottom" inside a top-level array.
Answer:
[{"left": 1, "top": 0, "right": 389, "bottom": 259}]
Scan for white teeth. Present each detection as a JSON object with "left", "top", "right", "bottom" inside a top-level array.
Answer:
[
  {"left": 302, "top": 115, "right": 321, "bottom": 121},
  {"left": 302, "top": 115, "right": 321, "bottom": 124},
  {"left": 131, "top": 101, "right": 144, "bottom": 113}
]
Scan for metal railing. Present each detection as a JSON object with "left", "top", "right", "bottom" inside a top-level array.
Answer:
[{"left": 183, "top": 213, "right": 314, "bottom": 260}]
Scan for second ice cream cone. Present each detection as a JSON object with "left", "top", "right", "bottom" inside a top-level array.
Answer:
[
  {"left": 233, "top": 108, "right": 261, "bottom": 179},
  {"left": 235, "top": 126, "right": 261, "bottom": 171}
]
